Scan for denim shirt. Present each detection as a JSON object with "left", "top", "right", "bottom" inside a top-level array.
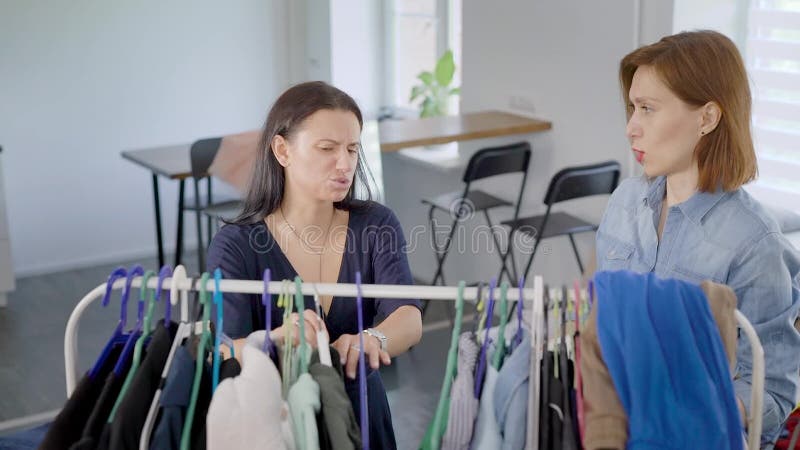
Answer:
[{"left": 596, "top": 175, "right": 800, "bottom": 444}]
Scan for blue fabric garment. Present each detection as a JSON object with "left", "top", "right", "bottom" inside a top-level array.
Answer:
[
  {"left": 493, "top": 329, "right": 530, "bottom": 450},
  {"left": 596, "top": 175, "right": 800, "bottom": 444},
  {"left": 0, "top": 423, "right": 50, "bottom": 450},
  {"left": 595, "top": 270, "right": 744, "bottom": 450}
]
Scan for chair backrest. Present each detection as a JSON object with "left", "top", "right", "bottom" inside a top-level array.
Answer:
[
  {"left": 189, "top": 137, "right": 223, "bottom": 178},
  {"left": 543, "top": 160, "right": 621, "bottom": 205},
  {"left": 462, "top": 141, "right": 531, "bottom": 183}
]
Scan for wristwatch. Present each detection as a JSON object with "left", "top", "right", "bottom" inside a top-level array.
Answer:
[{"left": 363, "top": 328, "right": 388, "bottom": 352}]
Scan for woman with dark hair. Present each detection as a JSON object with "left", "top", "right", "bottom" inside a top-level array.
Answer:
[
  {"left": 207, "top": 81, "right": 422, "bottom": 447},
  {"left": 594, "top": 30, "right": 800, "bottom": 447}
]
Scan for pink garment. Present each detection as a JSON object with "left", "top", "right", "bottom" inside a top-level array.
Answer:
[{"left": 207, "top": 130, "right": 261, "bottom": 194}]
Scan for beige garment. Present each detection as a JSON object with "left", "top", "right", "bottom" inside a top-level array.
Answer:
[
  {"left": 580, "top": 280, "right": 738, "bottom": 450},
  {"left": 207, "top": 129, "right": 260, "bottom": 194}
]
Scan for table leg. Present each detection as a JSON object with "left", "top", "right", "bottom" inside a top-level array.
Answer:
[
  {"left": 151, "top": 174, "right": 165, "bottom": 267},
  {"left": 175, "top": 179, "right": 185, "bottom": 267}
]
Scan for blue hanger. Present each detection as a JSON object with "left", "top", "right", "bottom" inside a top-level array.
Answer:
[
  {"left": 474, "top": 277, "right": 497, "bottom": 399},
  {"left": 112, "top": 265, "right": 146, "bottom": 376},
  {"left": 261, "top": 269, "right": 277, "bottom": 358},
  {"left": 355, "top": 271, "right": 370, "bottom": 450},
  {"left": 212, "top": 268, "right": 235, "bottom": 392},
  {"left": 88, "top": 267, "right": 129, "bottom": 379},
  {"left": 513, "top": 276, "right": 525, "bottom": 349},
  {"left": 155, "top": 265, "right": 172, "bottom": 325}
]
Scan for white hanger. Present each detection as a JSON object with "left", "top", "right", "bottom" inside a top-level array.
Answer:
[
  {"left": 140, "top": 265, "right": 191, "bottom": 450},
  {"left": 312, "top": 283, "right": 332, "bottom": 367}
]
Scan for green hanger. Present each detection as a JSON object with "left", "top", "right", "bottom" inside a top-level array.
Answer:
[
  {"left": 107, "top": 270, "right": 157, "bottom": 423},
  {"left": 293, "top": 276, "right": 310, "bottom": 375},
  {"left": 281, "top": 280, "right": 293, "bottom": 398},
  {"left": 492, "top": 282, "right": 510, "bottom": 370},
  {"left": 180, "top": 272, "right": 212, "bottom": 450},
  {"left": 421, "top": 281, "right": 465, "bottom": 450}
]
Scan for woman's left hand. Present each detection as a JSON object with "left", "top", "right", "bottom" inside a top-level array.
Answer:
[{"left": 331, "top": 332, "right": 391, "bottom": 379}]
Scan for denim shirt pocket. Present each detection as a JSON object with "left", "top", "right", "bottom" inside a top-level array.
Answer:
[{"left": 603, "top": 240, "right": 635, "bottom": 271}]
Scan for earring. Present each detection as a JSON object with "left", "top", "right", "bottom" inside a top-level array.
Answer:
[{"left": 700, "top": 131, "right": 705, "bottom": 136}]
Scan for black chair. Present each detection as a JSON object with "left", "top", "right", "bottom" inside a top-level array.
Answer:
[
  {"left": 184, "top": 138, "right": 242, "bottom": 271},
  {"left": 422, "top": 141, "right": 532, "bottom": 293},
  {"left": 501, "top": 160, "right": 620, "bottom": 281}
]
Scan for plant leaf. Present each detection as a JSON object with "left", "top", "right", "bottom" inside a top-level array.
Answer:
[
  {"left": 420, "top": 97, "right": 436, "bottom": 118},
  {"left": 409, "top": 85, "right": 425, "bottom": 102},
  {"left": 418, "top": 71, "right": 434, "bottom": 86},
  {"left": 435, "top": 50, "right": 455, "bottom": 87},
  {"left": 449, "top": 87, "right": 461, "bottom": 95}
]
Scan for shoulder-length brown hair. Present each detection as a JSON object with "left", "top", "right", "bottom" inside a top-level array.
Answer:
[
  {"left": 620, "top": 30, "right": 757, "bottom": 192},
  {"left": 230, "top": 81, "right": 374, "bottom": 225}
]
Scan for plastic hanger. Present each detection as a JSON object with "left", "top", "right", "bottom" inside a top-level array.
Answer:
[
  {"left": 139, "top": 265, "right": 190, "bottom": 450},
  {"left": 112, "top": 265, "right": 146, "bottom": 376},
  {"left": 212, "top": 268, "right": 235, "bottom": 392},
  {"left": 281, "top": 279, "right": 293, "bottom": 397},
  {"left": 156, "top": 265, "right": 173, "bottom": 326},
  {"left": 512, "top": 276, "right": 525, "bottom": 349},
  {"left": 180, "top": 272, "right": 212, "bottom": 450},
  {"left": 293, "top": 276, "right": 310, "bottom": 375},
  {"left": 312, "top": 283, "right": 332, "bottom": 367},
  {"left": 88, "top": 267, "right": 129, "bottom": 380},
  {"left": 355, "top": 271, "right": 370, "bottom": 450},
  {"left": 108, "top": 270, "right": 157, "bottom": 423},
  {"left": 426, "top": 280, "right": 465, "bottom": 449},
  {"left": 261, "top": 269, "right": 275, "bottom": 356},
  {"left": 474, "top": 277, "right": 497, "bottom": 399},
  {"left": 492, "top": 281, "right": 510, "bottom": 370}
]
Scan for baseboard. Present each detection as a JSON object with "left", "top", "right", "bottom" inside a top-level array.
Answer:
[{"left": 14, "top": 243, "right": 199, "bottom": 279}]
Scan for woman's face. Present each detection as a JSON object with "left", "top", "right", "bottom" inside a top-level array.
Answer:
[
  {"left": 626, "top": 65, "right": 704, "bottom": 179},
  {"left": 277, "top": 109, "right": 361, "bottom": 203}
]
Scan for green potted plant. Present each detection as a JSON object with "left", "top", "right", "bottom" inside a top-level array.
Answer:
[{"left": 409, "top": 50, "right": 460, "bottom": 118}]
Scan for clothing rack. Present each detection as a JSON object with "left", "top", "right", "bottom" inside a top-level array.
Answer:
[{"left": 63, "top": 275, "right": 765, "bottom": 449}]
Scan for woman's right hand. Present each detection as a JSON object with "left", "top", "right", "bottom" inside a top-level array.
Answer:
[{"left": 271, "top": 309, "right": 324, "bottom": 349}]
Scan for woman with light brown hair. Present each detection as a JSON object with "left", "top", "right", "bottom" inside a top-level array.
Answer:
[{"left": 595, "top": 30, "right": 800, "bottom": 447}]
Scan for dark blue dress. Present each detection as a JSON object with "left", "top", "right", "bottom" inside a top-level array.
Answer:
[{"left": 206, "top": 201, "right": 421, "bottom": 449}]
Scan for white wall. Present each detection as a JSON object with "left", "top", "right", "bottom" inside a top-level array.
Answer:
[
  {"left": 454, "top": 0, "right": 674, "bottom": 285},
  {"left": 0, "top": 0, "right": 291, "bottom": 276},
  {"left": 330, "top": 0, "right": 384, "bottom": 119}
]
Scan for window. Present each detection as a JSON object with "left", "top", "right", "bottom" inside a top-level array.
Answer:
[
  {"left": 744, "top": 0, "right": 800, "bottom": 213},
  {"left": 383, "top": 0, "right": 461, "bottom": 117},
  {"left": 674, "top": 0, "right": 800, "bottom": 213}
]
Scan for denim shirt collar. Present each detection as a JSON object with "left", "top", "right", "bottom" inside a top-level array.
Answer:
[{"left": 641, "top": 176, "right": 728, "bottom": 225}]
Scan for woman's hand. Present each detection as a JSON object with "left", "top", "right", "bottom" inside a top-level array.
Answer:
[
  {"left": 272, "top": 309, "right": 325, "bottom": 349},
  {"left": 331, "top": 332, "right": 391, "bottom": 379}
]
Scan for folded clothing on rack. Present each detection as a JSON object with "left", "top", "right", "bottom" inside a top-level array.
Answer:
[{"left": 580, "top": 271, "right": 740, "bottom": 450}]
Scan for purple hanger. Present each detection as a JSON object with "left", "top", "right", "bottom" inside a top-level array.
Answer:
[
  {"left": 113, "top": 265, "right": 147, "bottom": 376},
  {"left": 88, "top": 267, "right": 129, "bottom": 379},
  {"left": 588, "top": 279, "right": 595, "bottom": 308},
  {"left": 513, "top": 276, "right": 525, "bottom": 348},
  {"left": 261, "top": 269, "right": 276, "bottom": 357},
  {"left": 355, "top": 272, "right": 370, "bottom": 450},
  {"left": 474, "top": 277, "right": 497, "bottom": 399},
  {"left": 155, "top": 265, "right": 172, "bottom": 325}
]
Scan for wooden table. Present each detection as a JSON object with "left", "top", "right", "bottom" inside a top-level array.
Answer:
[
  {"left": 379, "top": 110, "right": 552, "bottom": 152},
  {"left": 122, "top": 144, "right": 197, "bottom": 268}
]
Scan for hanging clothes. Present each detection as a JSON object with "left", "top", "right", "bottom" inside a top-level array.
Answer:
[
  {"left": 38, "top": 344, "right": 124, "bottom": 450},
  {"left": 68, "top": 343, "right": 135, "bottom": 450},
  {"left": 309, "top": 347, "right": 362, "bottom": 450},
  {"left": 107, "top": 320, "right": 178, "bottom": 450},
  {"left": 205, "top": 330, "right": 294, "bottom": 450},
  {"left": 585, "top": 271, "right": 742, "bottom": 450},
  {"left": 492, "top": 328, "right": 531, "bottom": 450},
  {"left": 581, "top": 277, "right": 739, "bottom": 449},
  {"left": 150, "top": 339, "right": 212, "bottom": 450},
  {"left": 288, "top": 373, "right": 321, "bottom": 450},
  {"left": 442, "top": 333, "right": 481, "bottom": 450},
  {"left": 469, "top": 344, "right": 502, "bottom": 450}
]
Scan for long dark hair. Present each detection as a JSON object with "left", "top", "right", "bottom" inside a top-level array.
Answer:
[{"left": 230, "top": 81, "right": 374, "bottom": 225}]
